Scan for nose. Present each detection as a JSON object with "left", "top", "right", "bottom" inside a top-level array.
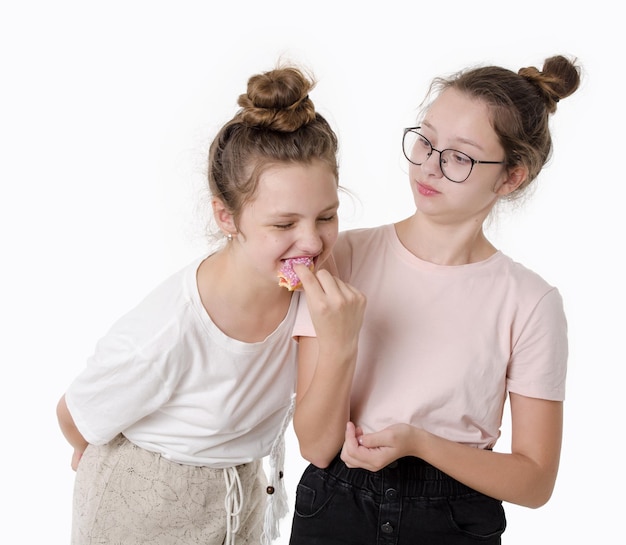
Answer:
[
  {"left": 421, "top": 149, "right": 444, "bottom": 178},
  {"left": 297, "top": 224, "right": 324, "bottom": 255}
]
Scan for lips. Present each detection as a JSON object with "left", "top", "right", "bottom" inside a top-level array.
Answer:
[
  {"left": 281, "top": 254, "right": 318, "bottom": 268},
  {"left": 416, "top": 182, "right": 440, "bottom": 196}
]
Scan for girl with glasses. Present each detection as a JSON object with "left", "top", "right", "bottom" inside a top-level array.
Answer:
[{"left": 289, "top": 55, "right": 581, "bottom": 544}]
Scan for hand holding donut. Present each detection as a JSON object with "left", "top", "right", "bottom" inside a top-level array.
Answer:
[{"left": 294, "top": 263, "right": 366, "bottom": 355}]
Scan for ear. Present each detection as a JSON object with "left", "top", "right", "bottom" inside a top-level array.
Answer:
[
  {"left": 496, "top": 165, "right": 528, "bottom": 196},
  {"left": 212, "top": 197, "right": 237, "bottom": 236}
]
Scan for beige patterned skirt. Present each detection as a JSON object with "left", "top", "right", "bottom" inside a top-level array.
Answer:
[{"left": 71, "top": 435, "right": 266, "bottom": 545}]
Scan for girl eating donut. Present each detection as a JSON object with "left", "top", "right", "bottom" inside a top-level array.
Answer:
[{"left": 56, "top": 63, "right": 365, "bottom": 545}]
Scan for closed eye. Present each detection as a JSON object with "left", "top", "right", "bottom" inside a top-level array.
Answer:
[{"left": 318, "top": 214, "right": 337, "bottom": 223}]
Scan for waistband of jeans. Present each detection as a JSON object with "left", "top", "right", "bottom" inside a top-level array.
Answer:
[{"left": 322, "top": 454, "right": 478, "bottom": 498}]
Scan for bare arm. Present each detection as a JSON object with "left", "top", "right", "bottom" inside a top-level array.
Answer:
[
  {"left": 292, "top": 265, "right": 365, "bottom": 468},
  {"left": 56, "top": 394, "right": 89, "bottom": 471},
  {"left": 342, "top": 393, "right": 563, "bottom": 508}
]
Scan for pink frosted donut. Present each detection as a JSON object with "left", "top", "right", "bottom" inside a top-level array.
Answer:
[{"left": 277, "top": 256, "right": 314, "bottom": 291}]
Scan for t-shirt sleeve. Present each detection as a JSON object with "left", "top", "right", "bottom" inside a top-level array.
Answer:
[
  {"left": 506, "top": 287, "right": 568, "bottom": 401},
  {"left": 65, "top": 319, "right": 184, "bottom": 445}
]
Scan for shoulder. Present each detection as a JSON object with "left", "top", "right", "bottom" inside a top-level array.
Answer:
[
  {"left": 333, "top": 225, "right": 390, "bottom": 278},
  {"left": 496, "top": 253, "right": 559, "bottom": 297},
  {"left": 99, "top": 257, "right": 206, "bottom": 350},
  {"left": 494, "top": 253, "right": 567, "bottom": 332},
  {"left": 334, "top": 224, "right": 391, "bottom": 259},
  {"left": 337, "top": 224, "right": 390, "bottom": 246}
]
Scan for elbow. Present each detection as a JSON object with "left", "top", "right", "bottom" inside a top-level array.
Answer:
[
  {"left": 56, "top": 394, "right": 69, "bottom": 425},
  {"left": 293, "top": 419, "right": 340, "bottom": 469},
  {"left": 300, "top": 444, "right": 337, "bottom": 469},
  {"left": 517, "top": 478, "right": 556, "bottom": 509},
  {"left": 298, "top": 445, "right": 335, "bottom": 469},
  {"left": 524, "top": 498, "right": 550, "bottom": 510},
  {"left": 525, "top": 488, "right": 554, "bottom": 509}
]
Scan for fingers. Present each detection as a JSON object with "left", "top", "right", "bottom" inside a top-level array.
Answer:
[
  {"left": 294, "top": 263, "right": 337, "bottom": 293},
  {"left": 295, "top": 264, "right": 365, "bottom": 302},
  {"left": 294, "top": 263, "right": 366, "bottom": 350},
  {"left": 341, "top": 426, "right": 396, "bottom": 472},
  {"left": 345, "top": 421, "right": 358, "bottom": 441},
  {"left": 342, "top": 423, "right": 383, "bottom": 471},
  {"left": 341, "top": 422, "right": 360, "bottom": 468},
  {"left": 71, "top": 450, "right": 83, "bottom": 472},
  {"left": 293, "top": 263, "right": 324, "bottom": 295}
]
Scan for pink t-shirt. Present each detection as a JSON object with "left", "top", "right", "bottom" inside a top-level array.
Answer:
[{"left": 294, "top": 224, "right": 568, "bottom": 449}]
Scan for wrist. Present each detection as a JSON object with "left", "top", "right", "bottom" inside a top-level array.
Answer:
[
  {"left": 317, "top": 342, "right": 358, "bottom": 366},
  {"left": 410, "top": 426, "right": 429, "bottom": 459}
]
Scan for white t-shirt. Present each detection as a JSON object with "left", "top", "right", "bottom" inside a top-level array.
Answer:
[
  {"left": 66, "top": 256, "right": 298, "bottom": 467},
  {"left": 294, "top": 224, "right": 568, "bottom": 450}
]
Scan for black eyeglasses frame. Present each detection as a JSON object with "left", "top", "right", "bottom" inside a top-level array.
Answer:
[{"left": 402, "top": 127, "right": 506, "bottom": 183}]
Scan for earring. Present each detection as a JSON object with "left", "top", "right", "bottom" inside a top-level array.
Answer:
[{"left": 226, "top": 233, "right": 233, "bottom": 242}]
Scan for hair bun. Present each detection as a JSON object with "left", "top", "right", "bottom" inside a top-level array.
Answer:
[
  {"left": 518, "top": 55, "right": 580, "bottom": 114},
  {"left": 237, "top": 66, "right": 317, "bottom": 132}
]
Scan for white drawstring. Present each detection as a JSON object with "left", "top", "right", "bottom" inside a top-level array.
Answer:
[
  {"left": 222, "top": 394, "right": 296, "bottom": 545},
  {"left": 223, "top": 466, "right": 243, "bottom": 545}
]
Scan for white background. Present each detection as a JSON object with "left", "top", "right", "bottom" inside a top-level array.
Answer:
[{"left": 1, "top": 1, "right": 623, "bottom": 543}]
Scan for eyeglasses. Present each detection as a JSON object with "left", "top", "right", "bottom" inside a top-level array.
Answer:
[{"left": 402, "top": 127, "right": 506, "bottom": 183}]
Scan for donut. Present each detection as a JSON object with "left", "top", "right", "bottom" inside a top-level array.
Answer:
[{"left": 277, "top": 256, "right": 314, "bottom": 291}]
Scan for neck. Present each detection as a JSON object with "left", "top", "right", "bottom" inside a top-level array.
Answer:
[
  {"left": 196, "top": 249, "right": 293, "bottom": 342},
  {"left": 199, "top": 248, "right": 288, "bottom": 308},
  {"left": 395, "top": 213, "right": 497, "bottom": 266}
]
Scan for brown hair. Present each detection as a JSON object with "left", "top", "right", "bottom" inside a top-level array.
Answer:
[
  {"left": 430, "top": 55, "right": 581, "bottom": 194},
  {"left": 208, "top": 65, "right": 339, "bottom": 226}
]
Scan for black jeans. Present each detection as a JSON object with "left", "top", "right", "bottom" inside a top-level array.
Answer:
[{"left": 289, "top": 454, "right": 506, "bottom": 545}]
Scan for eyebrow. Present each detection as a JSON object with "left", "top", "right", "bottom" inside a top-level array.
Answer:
[
  {"left": 421, "top": 121, "right": 487, "bottom": 152},
  {"left": 270, "top": 201, "right": 340, "bottom": 219}
]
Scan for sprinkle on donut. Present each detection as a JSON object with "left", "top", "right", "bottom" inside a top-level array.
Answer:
[{"left": 277, "top": 256, "right": 314, "bottom": 291}]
